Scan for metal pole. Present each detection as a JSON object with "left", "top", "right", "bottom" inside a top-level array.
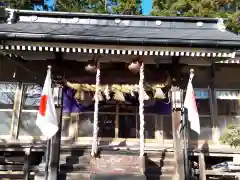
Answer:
[
  {"left": 182, "top": 109, "right": 189, "bottom": 180},
  {"left": 44, "top": 140, "right": 51, "bottom": 180},
  {"left": 23, "top": 147, "right": 32, "bottom": 180},
  {"left": 48, "top": 87, "right": 64, "bottom": 180}
]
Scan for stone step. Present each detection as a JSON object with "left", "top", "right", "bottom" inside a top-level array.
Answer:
[
  {"left": 60, "top": 163, "right": 89, "bottom": 172},
  {"left": 60, "top": 172, "right": 173, "bottom": 180},
  {"left": 59, "top": 171, "right": 90, "bottom": 180},
  {"left": 90, "top": 174, "right": 146, "bottom": 180},
  {"left": 61, "top": 154, "right": 91, "bottom": 165},
  {"left": 146, "top": 151, "right": 174, "bottom": 160},
  {"left": 34, "top": 171, "right": 90, "bottom": 180},
  {"left": 0, "top": 173, "right": 35, "bottom": 179},
  {"left": 145, "top": 165, "right": 175, "bottom": 174},
  {"left": 58, "top": 172, "right": 147, "bottom": 180},
  {"left": 60, "top": 155, "right": 141, "bottom": 174},
  {"left": 60, "top": 152, "right": 174, "bottom": 162},
  {"left": 145, "top": 174, "right": 173, "bottom": 180},
  {"left": 146, "top": 157, "right": 175, "bottom": 167}
]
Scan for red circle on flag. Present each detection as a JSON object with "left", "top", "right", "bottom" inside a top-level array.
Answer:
[{"left": 39, "top": 95, "right": 47, "bottom": 116}]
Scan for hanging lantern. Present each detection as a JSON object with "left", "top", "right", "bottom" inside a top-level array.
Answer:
[{"left": 128, "top": 59, "right": 141, "bottom": 73}]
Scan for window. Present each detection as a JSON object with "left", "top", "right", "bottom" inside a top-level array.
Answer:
[
  {"left": 216, "top": 90, "right": 240, "bottom": 116},
  {"left": 118, "top": 104, "right": 138, "bottom": 138},
  {"left": 119, "top": 114, "right": 137, "bottom": 138},
  {"left": 136, "top": 115, "right": 155, "bottom": 139},
  {"left": 77, "top": 102, "right": 157, "bottom": 141},
  {"left": 0, "top": 83, "right": 17, "bottom": 135},
  {"left": 162, "top": 116, "right": 172, "bottom": 140},
  {"left": 77, "top": 113, "right": 116, "bottom": 138},
  {"left": 215, "top": 90, "right": 240, "bottom": 137},
  {"left": 195, "top": 89, "right": 210, "bottom": 115},
  {"left": 78, "top": 113, "right": 93, "bottom": 137},
  {"left": 19, "top": 84, "right": 42, "bottom": 137},
  {"left": 19, "top": 84, "right": 62, "bottom": 137},
  {"left": 189, "top": 117, "right": 213, "bottom": 140},
  {"left": 78, "top": 102, "right": 117, "bottom": 138},
  {"left": 188, "top": 89, "right": 212, "bottom": 140},
  {"left": 99, "top": 114, "right": 115, "bottom": 137}
]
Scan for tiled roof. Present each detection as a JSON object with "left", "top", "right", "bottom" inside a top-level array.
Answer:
[{"left": 0, "top": 9, "right": 239, "bottom": 49}]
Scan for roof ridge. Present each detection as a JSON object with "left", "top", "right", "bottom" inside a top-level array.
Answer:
[{"left": 5, "top": 8, "right": 223, "bottom": 23}]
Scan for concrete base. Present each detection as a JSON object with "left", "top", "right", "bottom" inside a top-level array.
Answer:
[
  {"left": 34, "top": 173, "right": 45, "bottom": 180},
  {"left": 34, "top": 163, "right": 46, "bottom": 180}
]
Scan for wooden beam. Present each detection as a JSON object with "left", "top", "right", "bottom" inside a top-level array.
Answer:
[{"left": 171, "top": 88, "right": 185, "bottom": 180}]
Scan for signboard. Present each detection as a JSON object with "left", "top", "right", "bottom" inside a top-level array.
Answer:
[
  {"left": 194, "top": 89, "right": 209, "bottom": 99},
  {"left": 216, "top": 90, "right": 240, "bottom": 100}
]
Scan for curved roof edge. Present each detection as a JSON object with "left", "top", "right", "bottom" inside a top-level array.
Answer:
[{"left": 0, "top": 33, "right": 239, "bottom": 49}]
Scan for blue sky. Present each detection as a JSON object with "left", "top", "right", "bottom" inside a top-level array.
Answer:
[
  {"left": 141, "top": 0, "right": 152, "bottom": 15},
  {"left": 33, "top": 0, "right": 153, "bottom": 13}
]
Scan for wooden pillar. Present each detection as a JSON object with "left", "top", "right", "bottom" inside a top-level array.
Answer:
[
  {"left": 171, "top": 87, "right": 185, "bottom": 180},
  {"left": 198, "top": 153, "right": 206, "bottom": 180},
  {"left": 11, "top": 82, "right": 23, "bottom": 139},
  {"left": 209, "top": 62, "right": 219, "bottom": 144}
]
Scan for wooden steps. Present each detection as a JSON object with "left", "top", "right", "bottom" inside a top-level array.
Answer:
[
  {"left": 0, "top": 150, "right": 42, "bottom": 180},
  {"left": 58, "top": 148, "right": 176, "bottom": 180},
  {"left": 0, "top": 147, "right": 177, "bottom": 180},
  {"left": 145, "top": 150, "right": 176, "bottom": 180}
]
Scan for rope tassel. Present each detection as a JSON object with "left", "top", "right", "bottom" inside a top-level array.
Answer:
[{"left": 91, "top": 62, "right": 100, "bottom": 157}]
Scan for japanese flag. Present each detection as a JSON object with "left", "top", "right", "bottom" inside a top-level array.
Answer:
[
  {"left": 184, "top": 73, "right": 200, "bottom": 134},
  {"left": 36, "top": 66, "right": 58, "bottom": 140}
]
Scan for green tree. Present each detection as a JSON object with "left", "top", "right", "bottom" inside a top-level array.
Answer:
[
  {"left": 151, "top": 0, "right": 240, "bottom": 34},
  {"left": 56, "top": 0, "right": 107, "bottom": 13},
  {"left": 56, "top": 0, "right": 142, "bottom": 14},
  {"left": 220, "top": 124, "right": 240, "bottom": 148},
  {"left": 111, "top": 0, "right": 142, "bottom": 15},
  {"left": 4, "top": 0, "right": 32, "bottom": 9}
]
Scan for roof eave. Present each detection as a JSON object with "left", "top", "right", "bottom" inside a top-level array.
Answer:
[{"left": 0, "top": 32, "right": 239, "bottom": 49}]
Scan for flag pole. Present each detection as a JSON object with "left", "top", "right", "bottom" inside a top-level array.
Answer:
[
  {"left": 44, "top": 139, "right": 51, "bottom": 180},
  {"left": 35, "top": 65, "right": 60, "bottom": 180},
  {"left": 183, "top": 69, "right": 195, "bottom": 180},
  {"left": 44, "top": 65, "right": 54, "bottom": 180},
  {"left": 48, "top": 75, "right": 64, "bottom": 180}
]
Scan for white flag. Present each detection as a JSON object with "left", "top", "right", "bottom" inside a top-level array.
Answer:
[
  {"left": 184, "top": 75, "right": 200, "bottom": 134},
  {"left": 36, "top": 66, "right": 58, "bottom": 140}
]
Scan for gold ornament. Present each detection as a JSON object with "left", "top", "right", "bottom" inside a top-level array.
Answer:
[
  {"left": 154, "top": 87, "right": 166, "bottom": 99},
  {"left": 104, "top": 85, "right": 110, "bottom": 100},
  {"left": 113, "top": 90, "right": 125, "bottom": 101}
]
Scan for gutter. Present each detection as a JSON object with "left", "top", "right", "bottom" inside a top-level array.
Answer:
[{"left": 0, "top": 32, "right": 239, "bottom": 49}]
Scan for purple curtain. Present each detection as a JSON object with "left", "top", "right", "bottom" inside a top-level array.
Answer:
[{"left": 63, "top": 87, "right": 171, "bottom": 115}]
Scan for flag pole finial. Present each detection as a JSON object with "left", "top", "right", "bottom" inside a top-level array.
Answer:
[
  {"left": 190, "top": 69, "right": 194, "bottom": 80},
  {"left": 190, "top": 68, "right": 194, "bottom": 74}
]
